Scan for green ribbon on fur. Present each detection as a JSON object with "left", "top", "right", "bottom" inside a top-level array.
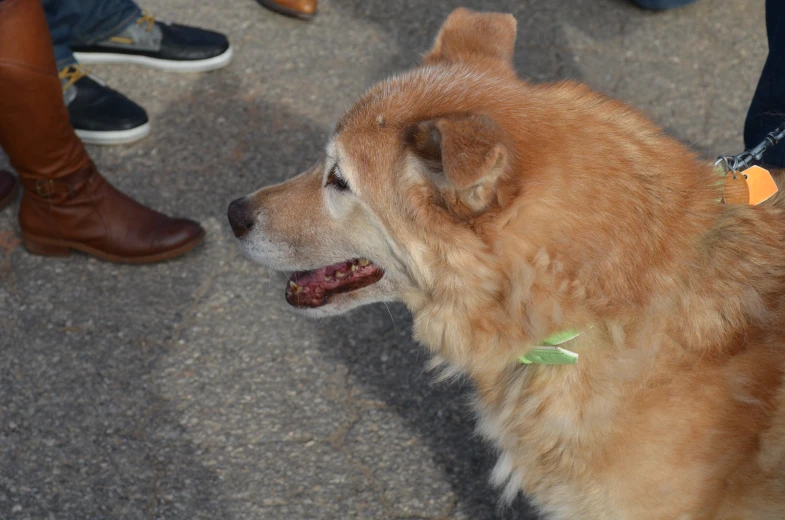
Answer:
[{"left": 519, "top": 329, "right": 581, "bottom": 365}]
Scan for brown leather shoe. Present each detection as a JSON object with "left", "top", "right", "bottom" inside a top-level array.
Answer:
[
  {"left": 257, "top": 0, "right": 317, "bottom": 20},
  {"left": 0, "top": 170, "right": 19, "bottom": 211},
  {"left": 0, "top": 0, "right": 204, "bottom": 263}
]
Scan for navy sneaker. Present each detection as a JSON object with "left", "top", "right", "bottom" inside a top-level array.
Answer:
[
  {"left": 71, "top": 12, "right": 232, "bottom": 73},
  {"left": 60, "top": 65, "right": 150, "bottom": 145}
]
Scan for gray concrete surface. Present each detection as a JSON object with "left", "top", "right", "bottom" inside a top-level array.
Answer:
[{"left": 0, "top": 0, "right": 768, "bottom": 518}]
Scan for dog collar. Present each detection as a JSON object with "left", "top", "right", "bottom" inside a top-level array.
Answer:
[{"left": 519, "top": 329, "right": 581, "bottom": 365}]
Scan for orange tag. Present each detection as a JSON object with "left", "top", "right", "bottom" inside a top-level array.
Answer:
[
  {"left": 743, "top": 165, "right": 778, "bottom": 205},
  {"left": 723, "top": 171, "right": 750, "bottom": 205}
]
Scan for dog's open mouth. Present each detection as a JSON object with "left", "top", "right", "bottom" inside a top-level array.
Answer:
[{"left": 285, "top": 258, "right": 384, "bottom": 308}]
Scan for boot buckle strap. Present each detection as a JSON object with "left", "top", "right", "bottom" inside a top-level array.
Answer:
[
  {"left": 35, "top": 178, "right": 75, "bottom": 198},
  {"left": 26, "top": 163, "right": 96, "bottom": 198}
]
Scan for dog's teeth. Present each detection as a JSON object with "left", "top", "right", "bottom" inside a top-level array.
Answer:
[
  {"left": 335, "top": 271, "right": 345, "bottom": 278},
  {"left": 350, "top": 264, "right": 358, "bottom": 272},
  {"left": 324, "top": 276, "right": 332, "bottom": 281},
  {"left": 359, "top": 259, "right": 370, "bottom": 267},
  {"left": 289, "top": 281, "right": 299, "bottom": 289}
]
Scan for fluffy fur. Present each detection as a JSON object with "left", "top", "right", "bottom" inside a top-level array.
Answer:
[{"left": 232, "top": 8, "right": 785, "bottom": 518}]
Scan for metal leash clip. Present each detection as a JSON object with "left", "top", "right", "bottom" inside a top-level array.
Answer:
[{"left": 716, "top": 122, "right": 785, "bottom": 175}]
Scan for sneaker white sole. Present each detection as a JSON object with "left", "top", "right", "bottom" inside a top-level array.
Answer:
[
  {"left": 75, "top": 122, "right": 151, "bottom": 146},
  {"left": 73, "top": 45, "right": 233, "bottom": 73}
]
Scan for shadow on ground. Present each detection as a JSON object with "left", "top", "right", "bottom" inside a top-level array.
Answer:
[
  {"left": 0, "top": 66, "right": 325, "bottom": 520},
  {"left": 0, "top": 219, "right": 229, "bottom": 519}
]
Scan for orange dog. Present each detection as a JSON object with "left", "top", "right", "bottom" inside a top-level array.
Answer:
[{"left": 228, "top": 9, "right": 785, "bottom": 519}]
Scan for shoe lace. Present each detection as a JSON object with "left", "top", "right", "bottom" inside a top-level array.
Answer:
[
  {"left": 58, "top": 64, "right": 91, "bottom": 92},
  {"left": 135, "top": 11, "right": 157, "bottom": 32}
]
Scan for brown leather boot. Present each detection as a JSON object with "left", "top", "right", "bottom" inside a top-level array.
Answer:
[
  {"left": 0, "top": 0, "right": 204, "bottom": 263},
  {"left": 0, "top": 170, "right": 19, "bottom": 211},
  {"left": 257, "top": 0, "right": 317, "bottom": 20}
]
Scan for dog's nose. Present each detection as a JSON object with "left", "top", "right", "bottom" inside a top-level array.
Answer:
[{"left": 227, "top": 197, "right": 255, "bottom": 238}]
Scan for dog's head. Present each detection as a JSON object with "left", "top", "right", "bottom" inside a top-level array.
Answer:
[{"left": 229, "top": 8, "right": 523, "bottom": 317}]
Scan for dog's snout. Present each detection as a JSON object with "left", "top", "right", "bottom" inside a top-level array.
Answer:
[{"left": 227, "top": 197, "right": 255, "bottom": 238}]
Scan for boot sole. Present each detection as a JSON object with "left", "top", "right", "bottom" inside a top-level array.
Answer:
[
  {"left": 21, "top": 229, "right": 206, "bottom": 264},
  {"left": 0, "top": 178, "right": 19, "bottom": 211},
  {"left": 75, "top": 122, "right": 151, "bottom": 146},
  {"left": 73, "top": 45, "right": 233, "bottom": 73}
]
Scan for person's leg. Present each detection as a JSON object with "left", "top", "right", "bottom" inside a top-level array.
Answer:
[
  {"left": 70, "top": 0, "right": 141, "bottom": 45},
  {"left": 744, "top": 0, "right": 785, "bottom": 167},
  {"left": 631, "top": 0, "right": 697, "bottom": 10},
  {"left": 40, "top": 0, "right": 81, "bottom": 68},
  {"left": 42, "top": 0, "right": 149, "bottom": 145},
  {"left": 0, "top": 0, "right": 204, "bottom": 262},
  {"left": 42, "top": 0, "right": 141, "bottom": 49}
]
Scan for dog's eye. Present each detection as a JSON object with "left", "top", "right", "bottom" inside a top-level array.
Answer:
[{"left": 326, "top": 164, "right": 350, "bottom": 192}]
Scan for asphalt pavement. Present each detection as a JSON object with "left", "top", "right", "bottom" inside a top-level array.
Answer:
[{"left": 0, "top": 0, "right": 767, "bottom": 518}]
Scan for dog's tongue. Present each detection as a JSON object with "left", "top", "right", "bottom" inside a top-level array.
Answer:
[{"left": 286, "top": 258, "right": 383, "bottom": 308}]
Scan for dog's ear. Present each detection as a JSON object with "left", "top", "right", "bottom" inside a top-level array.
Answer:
[
  {"left": 423, "top": 8, "right": 517, "bottom": 67},
  {"left": 407, "top": 114, "right": 509, "bottom": 214}
]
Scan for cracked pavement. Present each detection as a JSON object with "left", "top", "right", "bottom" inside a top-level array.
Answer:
[{"left": 0, "top": 0, "right": 767, "bottom": 518}]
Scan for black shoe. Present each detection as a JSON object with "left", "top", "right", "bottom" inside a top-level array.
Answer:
[
  {"left": 71, "top": 12, "right": 233, "bottom": 73},
  {"left": 60, "top": 65, "right": 150, "bottom": 145}
]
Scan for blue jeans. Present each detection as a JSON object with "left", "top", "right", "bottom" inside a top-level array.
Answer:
[
  {"left": 42, "top": 0, "right": 141, "bottom": 68},
  {"left": 744, "top": 0, "right": 785, "bottom": 166}
]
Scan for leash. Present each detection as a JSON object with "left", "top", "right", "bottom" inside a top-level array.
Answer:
[{"left": 716, "top": 122, "right": 785, "bottom": 174}]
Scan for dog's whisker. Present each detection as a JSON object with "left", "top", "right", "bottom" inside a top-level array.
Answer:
[{"left": 382, "top": 301, "right": 397, "bottom": 332}]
